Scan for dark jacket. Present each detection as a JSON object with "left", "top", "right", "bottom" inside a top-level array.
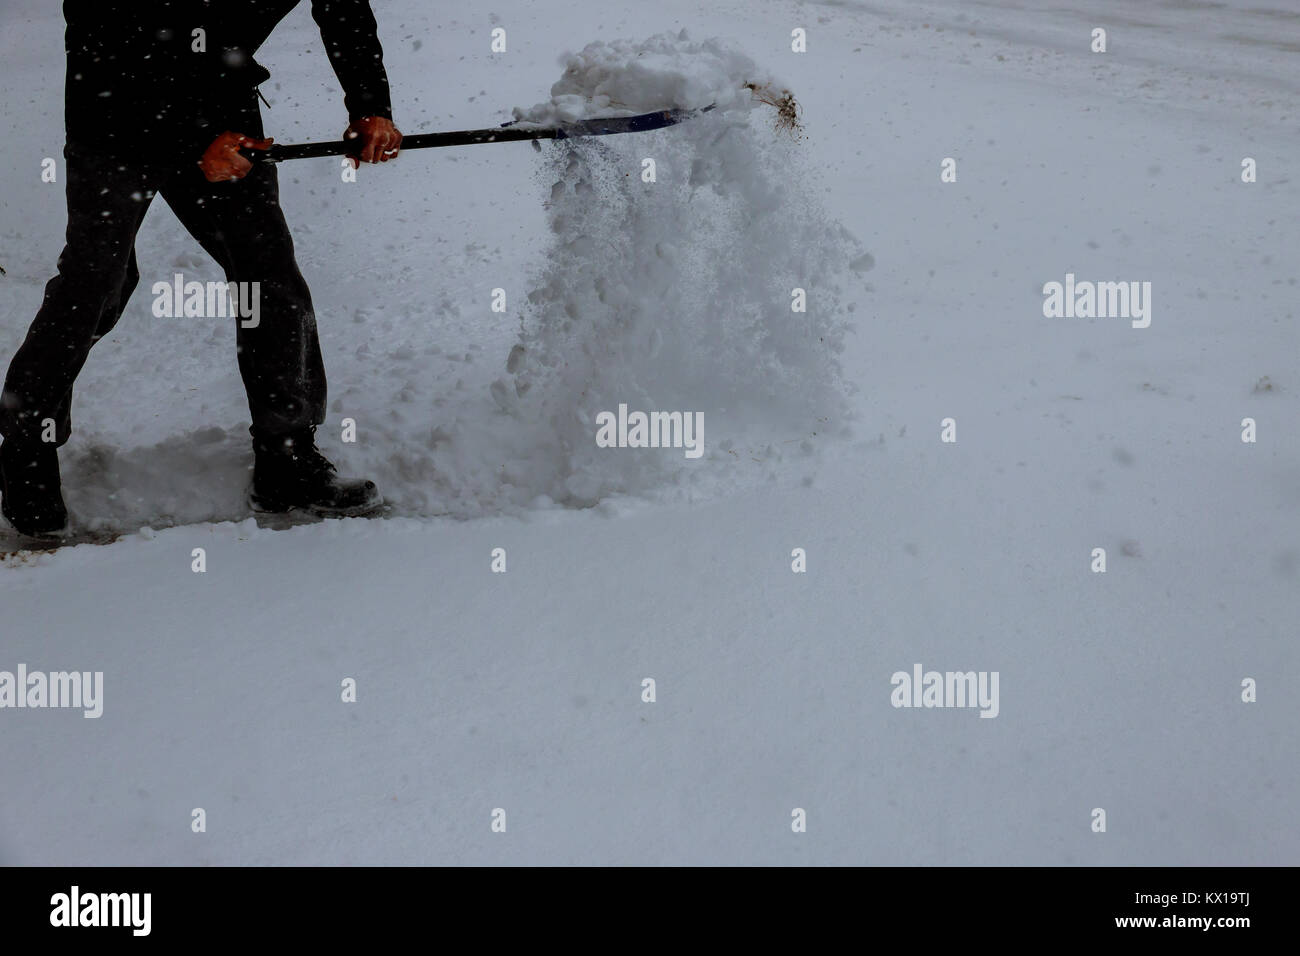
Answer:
[{"left": 63, "top": 0, "right": 393, "bottom": 159}]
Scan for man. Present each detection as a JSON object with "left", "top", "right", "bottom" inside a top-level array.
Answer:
[{"left": 0, "top": 0, "right": 403, "bottom": 536}]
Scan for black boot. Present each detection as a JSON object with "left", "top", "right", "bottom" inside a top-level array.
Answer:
[
  {"left": 250, "top": 427, "right": 381, "bottom": 517},
  {"left": 0, "top": 439, "right": 69, "bottom": 536}
]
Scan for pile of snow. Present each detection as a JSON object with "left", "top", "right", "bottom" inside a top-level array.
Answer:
[{"left": 490, "top": 31, "right": 862, "bottom": 505}]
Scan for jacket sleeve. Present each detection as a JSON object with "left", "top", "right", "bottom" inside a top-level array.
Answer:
[{"left": 310, "top": 0, "right": 394, "bottom": 121}]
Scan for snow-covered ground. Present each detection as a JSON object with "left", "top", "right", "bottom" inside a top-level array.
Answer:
[{"left": 1, "top": 0, "right": 1296, "bottom": 864}]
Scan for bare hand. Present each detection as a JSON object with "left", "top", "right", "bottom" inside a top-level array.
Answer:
[
  {"left": 344, "top": 116, "right": 402, "bottom": 168},
  {"left": 199, "top": 132, "right": 273, "bottom": 182}
]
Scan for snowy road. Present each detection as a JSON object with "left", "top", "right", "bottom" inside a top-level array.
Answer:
[{"left": 1, "top": 0, "right": 1296, "bottom": 864}]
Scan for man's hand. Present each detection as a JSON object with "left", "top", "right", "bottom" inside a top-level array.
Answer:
[
  {"left": 199, "top": 132, "right": 274, "bottom": 182},
  {"left": 344, "top": 116, "right": 402, "bottom": 168}
]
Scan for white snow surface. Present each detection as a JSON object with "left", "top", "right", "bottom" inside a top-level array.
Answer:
[{"left": 0, "top": 0, "right": 1297, "bottom": 865}]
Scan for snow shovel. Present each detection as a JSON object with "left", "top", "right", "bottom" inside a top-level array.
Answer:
[{"left": 249, "top": 105, "right": 716, "bottom": 163}]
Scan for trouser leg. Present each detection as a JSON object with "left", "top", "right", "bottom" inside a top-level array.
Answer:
[
  {"left": 0, "top": 148, "right": 153, "bottom": 446},
  {"left": 160, "top": 155, "right": 326, "bottom": 438}
]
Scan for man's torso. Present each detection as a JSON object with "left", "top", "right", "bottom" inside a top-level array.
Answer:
[{"left": 63, "top": 0, "right": 301, "bottom": 152}]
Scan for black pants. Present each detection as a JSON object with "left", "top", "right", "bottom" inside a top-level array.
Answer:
[{"left": 0, "top": 138, "right": 326, "bottom": 447}]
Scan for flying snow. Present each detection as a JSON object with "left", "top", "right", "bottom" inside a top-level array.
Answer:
[{"left": 492, "top": 31, "right": 863, "bottom": 506}]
